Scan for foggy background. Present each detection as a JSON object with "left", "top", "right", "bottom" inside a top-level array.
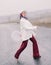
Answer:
[
  {"left": 0, "top": 0, "right": 51, "bottom": 65},
  {"left": 0, "top": 0, "right": 51, "bottom": 24}
]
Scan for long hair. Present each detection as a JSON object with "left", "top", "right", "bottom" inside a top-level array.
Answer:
[
  {"left": 20, "top": 13, "right": 23, "bottom": 19},
  {"left": 20, "top": 11, "right": 28, "bottom": 20}
]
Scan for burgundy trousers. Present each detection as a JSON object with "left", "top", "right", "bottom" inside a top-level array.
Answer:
[{"left": 15, "top": 35, "right": 40, "bottom": 59}]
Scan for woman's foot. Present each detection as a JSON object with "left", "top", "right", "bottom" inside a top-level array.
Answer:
[
  {"left": 33, "top": 56, "right": 41, "bottom": 59},
  {"left": 15, "top": 54, "right": 19, "bottom": 59},
  {"left": 14, "top": 57, "right": 19, "bottom": 63}
]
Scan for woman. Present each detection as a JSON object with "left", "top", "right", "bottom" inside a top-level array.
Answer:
[{"left": 15, "top": 11, "right": 41, "bottom": 60}]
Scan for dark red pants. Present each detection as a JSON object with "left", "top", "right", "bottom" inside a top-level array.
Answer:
[{"left": 15, "top": 35, "right": 40, "bottom": 59}]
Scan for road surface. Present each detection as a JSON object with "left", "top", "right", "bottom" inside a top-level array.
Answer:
[{"left": 0, "top": 23, "right": 51, "bottom": 65}]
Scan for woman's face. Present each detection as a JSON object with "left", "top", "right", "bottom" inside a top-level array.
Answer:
[{"left": 21, "top": 12, "right": 26, "bottom": 17}]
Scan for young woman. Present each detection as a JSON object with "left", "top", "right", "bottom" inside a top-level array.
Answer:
[{"left": 14, "top": 11, "right": 41, "bottom": 60}]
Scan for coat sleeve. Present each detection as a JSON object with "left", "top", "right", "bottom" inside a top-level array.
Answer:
[{"left": 21, "top": 19, "right": 37, "bottom": 30}]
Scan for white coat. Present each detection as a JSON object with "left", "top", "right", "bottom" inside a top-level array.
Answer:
[{"left": 20, "top": 18, "right": 37, "bottom": 41}]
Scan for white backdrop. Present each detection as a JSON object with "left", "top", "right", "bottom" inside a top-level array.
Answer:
[{"left": 0, "top": 0, "right": 51, "bottom": 16}]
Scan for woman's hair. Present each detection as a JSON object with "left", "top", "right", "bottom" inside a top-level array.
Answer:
[
  {"left": 20, "top": 11, "right": 28, "bottom": 19},
  {"left": 20, "top": 13, "right": 23, "bottom": 19}
]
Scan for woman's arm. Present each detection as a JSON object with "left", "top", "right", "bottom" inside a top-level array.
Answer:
[{"left": 21, "top": 19, "right": 37, "bottom": 30}]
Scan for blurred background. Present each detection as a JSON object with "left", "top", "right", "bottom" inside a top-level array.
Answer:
[
  {"left": 0, "top": 0, "right": 51, "bottom": 27},
  {"left": 0, "top": 0, "right": 51, "bottom": 65}
]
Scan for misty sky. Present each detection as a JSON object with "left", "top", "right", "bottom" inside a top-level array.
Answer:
[{"left": 0, "top": 0, "right": 51, "bottom": 15}]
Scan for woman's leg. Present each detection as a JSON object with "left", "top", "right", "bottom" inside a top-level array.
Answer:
[
  {"left": 15, "top": 40, "right": 28, "bottom": 59},
  {"left": 30, "top": 35, "right": 41, "bottom": 58}
]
